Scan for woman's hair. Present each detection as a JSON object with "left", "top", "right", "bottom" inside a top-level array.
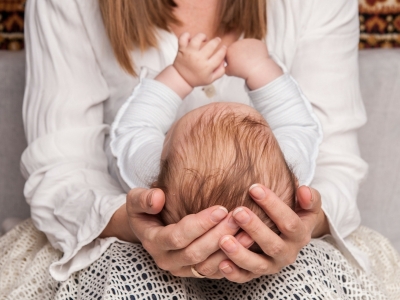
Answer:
[
  {"left": 99, "top": 0, "right": 267, "bottom": 76},
  {"left": 151, "top": 108, "right": 297, "bottom": 232}
]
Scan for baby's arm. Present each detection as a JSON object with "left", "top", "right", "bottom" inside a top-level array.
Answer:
[
  {"left": 227, "top": 39, "right": 322, "bottom": 185},
  {"left": 110, "top": 33, "right": 226, "bottom": 190}
]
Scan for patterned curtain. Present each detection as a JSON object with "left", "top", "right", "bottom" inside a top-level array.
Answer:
[
  {"left": 359, "top": 0, "right": 400, "bottom": 48},
  {"left": 0, "top": 0, "right": 25, "bottom": 50},
  {"left": 1, "top": 0, "right": 400, "bottom": 50}
]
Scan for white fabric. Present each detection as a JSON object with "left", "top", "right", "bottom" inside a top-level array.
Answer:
[
  {"left": 1, "top": 220, "right": 400, "bottom": 299},
  {"left": 110, "top": 73, "right": 322, "bottom": 192},
  {"left": 22, "top": 0, "right": 368, "bottom": 281}
]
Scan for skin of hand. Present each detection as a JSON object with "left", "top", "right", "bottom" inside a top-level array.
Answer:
[
  {"left": 124, "top": 187, "right": 250, "bottom": 278},
  {"left": 173, "top": 32, "right": 227, "bottom": 87},
  {"left": 193, "top": 185, "right": 330, "bottom": 282},
  {"left": 225, "top": 39, "right": 283, "bottom": 90},
  {"left": 155, "top": 32, "right": 227, "bottom": 99}
]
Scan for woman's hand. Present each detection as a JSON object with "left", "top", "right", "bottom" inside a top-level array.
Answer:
[
  {"left": 125, "top": 187, "right": 243, "bottom": 278},
  {"left": 193, "top": 184, "right": 329, "bottom": 283}
]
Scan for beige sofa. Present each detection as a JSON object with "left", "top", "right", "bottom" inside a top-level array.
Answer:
[{"left": 0, "top": 49, "right": 399, "bottom": 252}]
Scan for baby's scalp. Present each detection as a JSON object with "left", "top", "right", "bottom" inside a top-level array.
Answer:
[{"left": 153, "top": 102, "right": 297, "bottom": 232}]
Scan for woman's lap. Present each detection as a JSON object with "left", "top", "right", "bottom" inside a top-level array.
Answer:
[{"left": 1, "top": 219, "right": 398, "bottom": 300}]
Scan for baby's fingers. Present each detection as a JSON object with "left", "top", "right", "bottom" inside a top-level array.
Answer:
[
  {"left": 210, "top": 46, "right": 227, "bottom": 80},
  {"left": 210, "top": 61, "right": 224, "bottom": 82},
  {"left": 189, "top": 33, "right": 208, "bottom": 50},
  {"left": 178, "top": 32, "right": 191, "bottom": 49},
  {"left": 209, "top": 45, "right": 227, "bottom": 68},
  {"left": 201, "top": 37, "right": 222, "bottom": 58}
]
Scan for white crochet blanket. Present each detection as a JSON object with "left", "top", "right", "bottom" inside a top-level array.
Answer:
[{"left": 1, "top": 220, "right": 399, "bottom": 299}]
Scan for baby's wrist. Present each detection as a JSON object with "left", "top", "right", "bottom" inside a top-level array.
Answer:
[
  {"left": 246, "top": 58, "right": 283, "bottom": 90},
  {"left": 155, "top": 65, "right": 193, "bottom": 99}
]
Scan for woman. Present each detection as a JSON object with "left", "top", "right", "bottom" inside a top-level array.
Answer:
[{"left": 0, "top": 0, "right": 399, "bottom": 299}]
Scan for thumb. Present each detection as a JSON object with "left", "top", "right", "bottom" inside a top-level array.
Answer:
[
  {"left": 296, "top": 186, "right": 321, "bottom": 212},
  {"left": 126, "top": 188, "right": 166, "bottom": 245},
  {"left": 126, "top": 188, "right": 165, "bottom": 216}
]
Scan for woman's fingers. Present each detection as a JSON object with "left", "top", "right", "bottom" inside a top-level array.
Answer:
[
  {"left": 231, "top": 207, "right": 297, "bottom": 265},
  {"left": 248, "top": 184, "right": 306, "bottom": 242},
  {"left": 219, "top": 235, "right": 280, "bottom": 277},
  {"left": 130, "top": 204, "right": 230, "bottom": 275},
  {"left": 127, "top": 188, "right": 229, "bottom": 252},
  {"left": 193, "top": 231, "right": 254, "bottom": 277},
  {"left": 296, "top": 185, "right": 321, "bottom": 214},
  {"left": 165, "top": 212, "right": 240, "bottom": 267},
  {"left": 296, "top": 186, "right": 329, "bottom": 238},
  {"left": 126, "top": 188, "right": 166, "bottom": 243},
  {"left": 126, "top": 188, "right": 165, "bottom": 215},
  {"left": 219, "top": 260, "right": 254, "bottom": 283},
  {"left": 193, "top": 250, "right": 227, "bottom": 278},
  {"left": 214, "top": 185, "right": 325, "bottom": 282},
  {"left": 154, "top": 206, "right": 229, "bottom": 251}
]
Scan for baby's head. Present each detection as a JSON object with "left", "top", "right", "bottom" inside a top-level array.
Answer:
[{"left": 152, "top": 103, "right": 297, "bottom": 233}]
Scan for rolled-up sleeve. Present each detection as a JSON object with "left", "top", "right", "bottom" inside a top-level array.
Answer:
[
  {"left": 290, "top": 0, "right": 369, "bottom": 269},
  {"left": 22, "top": 0, "right": 127, "bottom": 281}
]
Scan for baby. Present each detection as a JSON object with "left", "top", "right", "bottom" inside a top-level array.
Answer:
[{"left": 110, "top": 34, "right": 321, "bottom": 232}]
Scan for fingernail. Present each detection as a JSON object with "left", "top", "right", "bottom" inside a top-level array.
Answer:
[
  {"left": 249, "top": 184, "right": 266, "bottom": 200},
  {"left": 220, "top": 236, "right": 237, "bottom": 253},
  {"left": 147, "top": 190, "right": 154, "bottom": 207},
  {"left": 227, "top": 216, "right": 240, "bottom": 229},
  {"left": 233, "top": 208, "right": 250, "bottom": 224},
  {"left": 306, "top": 186, "right": 314, "bottom": 202},
  {"left": 306, "top": 186, "right": 314, "bottom": 209},
  {"left": 220, "top": 263, "right": 233, "bottom": 274},
  {"left": 236, "top": 233, "right": 254, "bottom": 248},
  {"left": 210, "top": 206, "right": 228, "bottom": 222}
]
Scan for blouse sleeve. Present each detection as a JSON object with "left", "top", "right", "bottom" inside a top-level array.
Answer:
[
  {"left": 110, "top": 78, "right": 181, "bottom": 191},
  {"left": 248, "top": 73, "right": 322, "bottom": 186},
  {"left": 290, "top": 0, "right": 369, "bottom": 269},
  {"left": 22, "top": 0, "right": 129, "bottom": 281}
]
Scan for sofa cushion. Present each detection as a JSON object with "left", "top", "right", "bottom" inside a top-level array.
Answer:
[
  {"left": 0, "top": 50, "right": 28, "bottom": 224},
  {"left": 358, "top": 48, "right": 400, "bottom": 251}
]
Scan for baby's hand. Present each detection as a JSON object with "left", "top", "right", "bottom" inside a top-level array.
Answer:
[
  {"left": 173, "top": 32, "right": 227, "bottom": 87},
  {"left": 225, "top": 39, "right": 269, "bottom": 79},
  {"left": 226, "top": 39, "right": 282, "bottom": 90}
]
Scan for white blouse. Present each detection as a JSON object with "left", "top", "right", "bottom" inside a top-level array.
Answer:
[{"left": 22, "top": 0, "right": 368, "bottom": 281}]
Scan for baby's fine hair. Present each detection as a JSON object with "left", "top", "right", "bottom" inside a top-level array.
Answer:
[{"left": 152, "top": 104, "right": 297, "bottom": 233}]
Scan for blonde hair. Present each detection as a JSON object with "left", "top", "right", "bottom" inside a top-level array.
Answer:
[
  {"left": 151, "top": 105, "right": 296, "bottom": 232},
  {"left": 99, "top": 0, "right": 267, "bottom": 76}
]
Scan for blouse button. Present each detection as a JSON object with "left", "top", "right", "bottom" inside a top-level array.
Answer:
[{"left": 202, "top": 84, "right": 216, "bottom": 98}]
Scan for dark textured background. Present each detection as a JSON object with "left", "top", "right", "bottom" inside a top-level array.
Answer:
[{"left": 1, "top": 0, "right": 400, "bottom": 51}]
